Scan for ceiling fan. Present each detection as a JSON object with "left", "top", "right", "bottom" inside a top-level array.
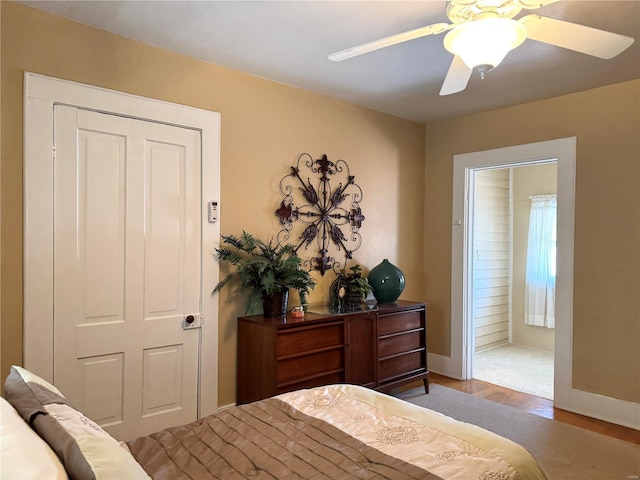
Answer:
[{"left": 328, "top": 0, "right": 635, "bottom": 95}]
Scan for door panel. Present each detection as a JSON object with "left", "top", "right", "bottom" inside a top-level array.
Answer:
[
  {"left": 53, "top": 105, "right": 202, "bottom": 440},
  {"left": 146, "top": 141, "right": 186, "bottom": 315},
  {"left": 82, "top": 129, "right": 126, "bottom": 324},
  {"left": 79, "top": 354, "right": 124, "bottom": 426},
  {"left": 142, "top": 344, "right": 183, "bottom": 417}
]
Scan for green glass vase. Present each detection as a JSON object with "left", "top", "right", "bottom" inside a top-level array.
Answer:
[{"left": 367, "top": 259, "right": 405, "bottom": 303}]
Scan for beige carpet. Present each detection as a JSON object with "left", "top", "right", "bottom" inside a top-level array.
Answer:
[
  {"left": 397, "top": 384, "right": 640, "bottom": 480},
  {"left": 474, "top": 344, "right": 554, "bottom": 400}
]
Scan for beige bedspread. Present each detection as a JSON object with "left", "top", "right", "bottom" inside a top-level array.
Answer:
[{"left": 128, "top": 384, "right": 549, "bottom": 479}]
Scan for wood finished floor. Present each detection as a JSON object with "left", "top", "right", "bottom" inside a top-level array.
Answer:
[{"left": 423, "top": 373, "right": 640, "bottom": 445}]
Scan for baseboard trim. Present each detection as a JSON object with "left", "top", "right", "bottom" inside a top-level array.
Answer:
[
  {"left": 557, "top": 387, "right": 640, "bottom": 431},
  {"left": 217, "top": 402, "right": 237, "bottom": 412},
  {"left": 428, "top": 353, "right": 461, "bottom": 380}
]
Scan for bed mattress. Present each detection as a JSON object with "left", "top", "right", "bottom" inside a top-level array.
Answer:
[{"left": 127, "top": 384, "right": 549, "bottom": 479}]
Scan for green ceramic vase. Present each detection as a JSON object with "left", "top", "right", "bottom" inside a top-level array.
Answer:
[{"left": 367, "top": 259, "right": 405, "bottom": 303}]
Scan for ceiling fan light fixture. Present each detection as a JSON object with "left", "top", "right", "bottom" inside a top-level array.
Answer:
[{"left": 444, "top": 18, "right": 527, "bottom": 70}]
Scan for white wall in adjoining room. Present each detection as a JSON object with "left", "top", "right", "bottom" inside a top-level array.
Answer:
[{"left": 473, "top": 169, "right": 511, "bottom": 353}]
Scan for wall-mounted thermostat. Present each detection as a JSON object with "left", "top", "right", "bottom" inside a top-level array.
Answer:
[{"left": 208, "top": 201, "right": 218, "bottom": 223}]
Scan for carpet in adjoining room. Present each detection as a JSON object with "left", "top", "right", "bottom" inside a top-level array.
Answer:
[
  {"left": 396, "top": 384, "right": 640, "bottom": 480},
  {"left": 473, "top": 343, "right": 554, "bottom": 400}
]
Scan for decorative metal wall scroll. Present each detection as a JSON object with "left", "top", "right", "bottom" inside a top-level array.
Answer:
[{"left": 275, "top": 153, "right": 365, "bottom": 275}]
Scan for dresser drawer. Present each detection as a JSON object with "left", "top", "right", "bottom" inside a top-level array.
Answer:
[
  {"left": 379, "top": 350, "right": 424, "bottom": 382},
  {"left": 277, "top": 371, "right": 345, "bottom": 394},
  {"left": 377, "top": 310, "right": 423, "bottom": 337},
  {"left": 378, "top": 330, "right": 424, "bottom": 358},
  {"left": 277, "top": 348, "right": 344, "bottom": 385},
  {"left": 277, "top": 321, "right": 344, "bottom": 358}
]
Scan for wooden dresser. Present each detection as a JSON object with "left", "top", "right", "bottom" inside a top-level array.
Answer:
[{"left": 237, "top": 300, "right": 428, "bottom": 404}]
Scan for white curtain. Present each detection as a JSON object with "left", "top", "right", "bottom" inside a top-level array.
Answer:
[{"left": 525, "top": 194, "right": 557, "bottom": 328}]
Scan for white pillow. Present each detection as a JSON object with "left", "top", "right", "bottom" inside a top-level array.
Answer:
[
  {"left": 44, "top": 403, "right": 149, "bottom": 479},
  {"left": 0, "top": 396, "right": 68, "bottom": 479},
  {"left": 11, "top": 365, "right": 65, "bottom": 397}
]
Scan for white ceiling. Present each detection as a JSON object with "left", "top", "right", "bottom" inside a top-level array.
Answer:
[{"left": 19, "top": 0, "right": 640, "bottom": 123}]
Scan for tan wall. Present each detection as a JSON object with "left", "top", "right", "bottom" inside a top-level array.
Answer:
[
  {"left": 0, "top": 3, "right": 426, "bottom": 405},
  {"left": 512, "top": 164, "right": 557, "bottom": 352},
  {"left": 425, "top": 79, "right": 640, "bottom": 403}
]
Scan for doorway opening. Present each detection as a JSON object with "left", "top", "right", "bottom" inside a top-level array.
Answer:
[
  {"left": 469, "top": 164, "right": 557, "bottom": 400},
  {"left": 450, "top": 137, "right": 575, "bottom": 409}
]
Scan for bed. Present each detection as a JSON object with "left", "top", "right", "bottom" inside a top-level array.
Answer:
[{"left": 2, "top": 366, "right": 549, "bottom": 479}]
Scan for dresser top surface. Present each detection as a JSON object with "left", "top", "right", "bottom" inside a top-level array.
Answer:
[{"left": 239, "top": 300, "right": 425, "bottom": 328}]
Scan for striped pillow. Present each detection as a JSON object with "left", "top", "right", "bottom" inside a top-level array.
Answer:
[{"left": 3, "top": 366, "right": 149, "bottom": 480}]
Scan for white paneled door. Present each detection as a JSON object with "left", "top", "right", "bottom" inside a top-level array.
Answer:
[{"left": 53, "top": 105, "right": 202, "bottom": 440}]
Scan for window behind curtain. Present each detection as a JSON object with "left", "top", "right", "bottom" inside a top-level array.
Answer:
[{"left": 525, "top": 194, "right": 557, "bottom": 328}]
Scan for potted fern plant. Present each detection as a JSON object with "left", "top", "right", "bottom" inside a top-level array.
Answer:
[{"left": 213, "top": 231, "right": 316, "bottom": 317}]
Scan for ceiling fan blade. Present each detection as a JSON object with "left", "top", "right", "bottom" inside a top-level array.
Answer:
[
  {"left": 520, "top": 14, "right": 635, "bottom": 59},
  {"left": 329, "top": 22, "right": 451, "bottom": 61},
  {"left": 440, "top": 55, "right": 472, "bottom": 96}
]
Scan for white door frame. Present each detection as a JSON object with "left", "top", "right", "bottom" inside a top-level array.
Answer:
[
  {"left": 452, "top": 137, "right": 640, "bottom": 429},
  {"left": 23, "top": 72, "right": 220, "bottom": 416},
  {"left": 451, "top": 137, "right": 575, "bottom": 406}
]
